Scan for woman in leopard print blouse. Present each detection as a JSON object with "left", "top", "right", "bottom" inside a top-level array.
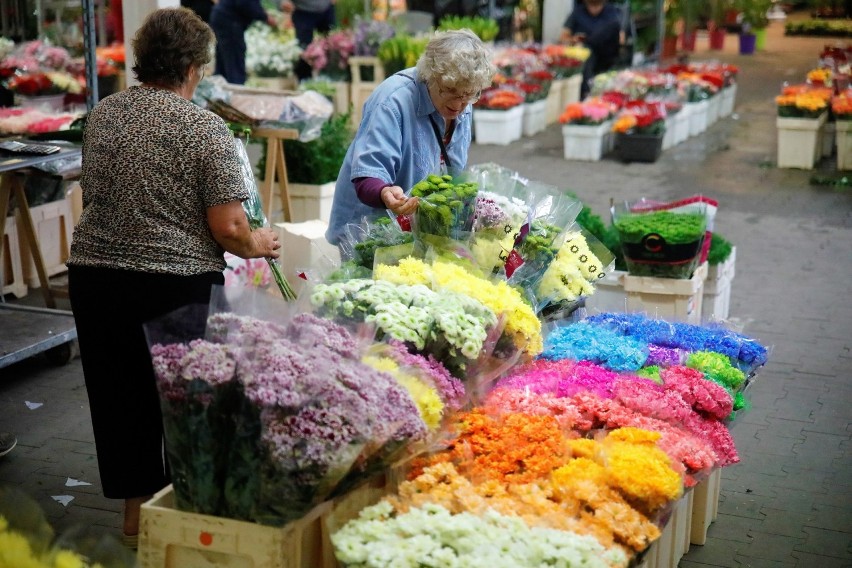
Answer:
[{"left": 66, "top": 7, "right": 280, "bottom": 545}]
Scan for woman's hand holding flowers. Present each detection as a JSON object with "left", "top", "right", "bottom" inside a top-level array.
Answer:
[{"left": 381, "top": 185, "right": 419, "bottom": 216}]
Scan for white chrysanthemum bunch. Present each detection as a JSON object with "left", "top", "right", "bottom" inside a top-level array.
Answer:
[{"left": 245, "top": 21, "right": 302, "bottom": 78}]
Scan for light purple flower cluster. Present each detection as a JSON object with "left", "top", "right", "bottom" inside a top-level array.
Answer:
[
  {"left": 474, "top": 197, "right": 510, "bottom": 231},
  {"left": 353, "top": 18, "right": 395, "bottom": 56},
  {"left": 646, "top": 344, "right": 685, "bottom": 367},
  {"left": 388, "top": 340, "right": 466, "bottom": 411}
]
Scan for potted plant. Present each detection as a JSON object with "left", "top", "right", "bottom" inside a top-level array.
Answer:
[
  {"left": 832, "top": 90, "right": 852, "bottom": 170},
  {"left": 611, "top": 101, "right": 667, "bottom": 163},
  {"left": 281, "top": 112, "right": 353, "bottom": 222},
  {"left": 472, "top": 87, "right": 525, "bottom": 145},
  {"left": 679, "top": 0, "right": 700, "bottom": 52},
  {"left": 736, "top": 0, "right": 772, "bottom": 54},
  {"left": 302, "top": 29, "right": 356, "bottom": 82},
  {"left": 708, "top": 0, "right": 731, "bottom": 50},
  {"left": 775, "top": 84, "right": 831, "bottom": 169},
  {"left": 662, "top": 0, "right": 680, "bottom": 58},
  {"left": 559, "top": 99, "right": 616, "bottom": 161}
]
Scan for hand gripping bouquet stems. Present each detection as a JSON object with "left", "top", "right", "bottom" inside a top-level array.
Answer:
[{"left": 233, "top": 136, "right": 297, "bottom": 300}]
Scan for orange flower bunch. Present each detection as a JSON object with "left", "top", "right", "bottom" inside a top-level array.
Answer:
[
  {"left": 411, "top": 410, "right": 569, "bottom": 484},
  {"left": 559, "top": 99, "right": 615, "bottom": 125},
  {"left": 611, "top": 114, "right": 637, "bottom": 133},
  {"left": 832, "top": 90, "right": 852, "bottom": 118},
  {"left": 775, "top": 92, "right": 829, "bottom": 118},
  {"left": 477, "top": 88, "right": 524, "bottom": 110},
  {"left": 807, "top": 68, "right": 832, "bottom": 86},
  {"left": 781, "top": 83, "right": 832, "bottom": 101}
]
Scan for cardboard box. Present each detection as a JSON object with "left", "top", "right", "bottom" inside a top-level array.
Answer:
[{"left": 623, "top": 262, "right": 708, "bottom": 324}]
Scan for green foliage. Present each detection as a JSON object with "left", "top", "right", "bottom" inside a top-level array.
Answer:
[
  {"left": 785, "top": 19, "right": 852, "bottom": 37},
  {"left": 377, "top": 35, "right": 429, "bottom": 76},
  {"left": 298, "top": 78, "right": 339, "bottom": 99},
  {"left": 334, "top": 0, "right": 369, "bottom": 28},
  {"left": 615, "top": 211, "right": 706, "bottom": 244},
  {"left": 707, "top": 232, "right": 734, "bottom": 265},
  {"left": 437, "top": 16, "right": 499, "bottom": 42},
  {"left": 735, "top": 0, "right": 773, "bottom": 29},
  {"left": 411, "top": 174, "right": 479, "bottom": 238},
  {"left": 283, "top": 113, "right": 354, "bottom": 184}
]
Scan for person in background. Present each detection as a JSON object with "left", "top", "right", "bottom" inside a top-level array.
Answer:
[
  {"left": 209, "top": 0, "right": 278, "bottom": 84},
  {"left": 560, "top": 0, "right": 624, "bottom": 98},
  {"left": 67, "top": 7, "right": 280, "bottom": 549},
  {"left": 181, "top": 0, "right": 215, "bottom": 23},
  {"left": 281, "top": 0, "right": 335, "bottom": 81},
  {"left": 325, "top": 29, "right": 495, "bottom": 246}
]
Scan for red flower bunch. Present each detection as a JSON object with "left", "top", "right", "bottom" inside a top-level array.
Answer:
[
  {"left": 6, "top": 72, "right": 57, "bottom": 96},
  {"left": 475, "top": 87, "right": 524, "bottom": 110},
  {"left": 600, "top": 90, "right": 628, "bottom": 109}
]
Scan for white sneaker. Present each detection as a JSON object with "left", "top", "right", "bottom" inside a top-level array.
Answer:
[{"left": 0, "top": 433, "right": 17, "bottom": 457}]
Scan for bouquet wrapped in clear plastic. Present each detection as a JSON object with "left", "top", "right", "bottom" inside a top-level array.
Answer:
[{"left": 409, "top": 173, "right": 479, "bottom": 246}]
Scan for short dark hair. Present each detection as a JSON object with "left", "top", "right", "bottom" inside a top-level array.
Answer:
[{"left": 132, "top": 7, "right": 214, "bottom": 88}]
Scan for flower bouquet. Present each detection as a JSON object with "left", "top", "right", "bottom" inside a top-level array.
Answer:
[
  {"left": 437, "top": 15, "right": 500, "bottom": 42},
  {"left": 475, "top": 86, "right": 525, "bottom": 111},
  {"left": 245, "top": 21, "right": 302, "bottom": 80},
  {"left": 611, "top": 101, "right": 667, "bottom": 163},
  {"left": 611, "top": 201, "right": 707, "bottom": 279},
  {"left": 543, "top": 44, "right": 585, "bottom": 78},
  {"left": 353, "top": 17, "right": 395, "bottom": 57},
  {"left": 310, "top": 278, "right": 499, "bottom": 378},
  {"left": 559, "top": 99, "right": 615, "bottom": 125},
  {"left": 409, "top": 174, "right": 479, "bottom": 245},
  {"left": 376, "top": 35, "right": 428, "bottom": 77},
  {"left": 775, "top": 88, "right": 830, "bottom": 119},
  {"left": 339, "top": 215, "right": 413, "bottom": 272},
  {"left": 303, "top": 30, "right": 355, "bottom": 81}
]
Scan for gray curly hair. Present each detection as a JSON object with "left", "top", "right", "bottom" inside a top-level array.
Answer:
[{"left": 416, "top": 29, "right": 496, "bottom": 93}]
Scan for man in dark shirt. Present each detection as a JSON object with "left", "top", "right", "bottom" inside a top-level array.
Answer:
[
  {"left": 561, "top": 0, "right": 624, "bottom": 98},
  {"left": 209, "top": 0, "right": 277, "bottom": 84},
  {"left": 180, "top": 0, "right": 215, "bottom": 23}
]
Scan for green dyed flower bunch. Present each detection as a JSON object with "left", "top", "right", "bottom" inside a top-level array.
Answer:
[
  {"left": 614, "top": 210, "right": 707, "bottom": 279},
  {"left": 411, "top": 174, "right": 479, "bottom": 240}
]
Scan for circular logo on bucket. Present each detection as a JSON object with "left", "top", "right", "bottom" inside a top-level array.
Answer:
[{"left": 642, "top": 233, "right": 666, "bottom": 253}]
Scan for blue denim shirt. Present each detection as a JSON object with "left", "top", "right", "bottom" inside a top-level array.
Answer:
[{"left": 325, "top": 68, "right": 472, "bottom": 245}]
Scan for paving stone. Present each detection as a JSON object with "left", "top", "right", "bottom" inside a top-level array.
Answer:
[
  {"left": 805, "top": 504, "right": 852, "bottom": 534},
  {"left": 756, "top": 508, "right": 812, "bottom": 539},
  {"left": 704, "top": 512, "right": 761, "bottom": 544},
  {"left": 719, "top": 491, "right": 767, "bottom": 521},
  {"left": 755, "top": 418, "right": 807, "bottom": 441},
  {"left": 681, "top": 536, "right": 745, "bottom": 566},
  {"left": 733, "top": 557, "right": 796, "bottom": 568},
  {"left": 724, "top": 472, "right": 783, "bottom": 498},
  {"left": 794, "top": 527, "right": 852, "bottom": 560},
  {"left": 740, "top": 530, "right": 806, "bottom": 564},
  {"left": 790, "top": 552, "right": 852, "bottom": 568}
]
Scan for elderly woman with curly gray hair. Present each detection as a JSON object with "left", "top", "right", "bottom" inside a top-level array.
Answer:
[{"left": 325, "top": 29, "right": 495, "bottom": 246}]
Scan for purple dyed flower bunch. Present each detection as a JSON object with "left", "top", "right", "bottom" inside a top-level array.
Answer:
[
  {"left": 150, "top": 312, "right": 426, "bottom": 525},
  {"left": 353, "top": 17, "right": 396, "bottom": 57}
]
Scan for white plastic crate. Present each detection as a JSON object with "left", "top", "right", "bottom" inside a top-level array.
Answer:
[
  {"left": 702, "top": 247, "right": 736, "bottom": 321},
  {"left": 522, "top": 100, "right": 547, "bottom": 137},
  {"left": 662, "top": 115, "right": 675, "bottom": 150},
  {"left": 690, "top": 468, "right": 722, "bottom": 545},
  {"left": 473, "top": 106, "right": 523, "bottom": 146},
  {"left": 562, "top": 74, "right": 583, "bottom": 107},
  {"left": 821, "top": 121, "right": 836, "bottom": 158},
  {"left": 561, "top": 121, "right": 612, "bottom": 161},
  {"left": 544, "top": 85, "right": 562, "bottom": 125},
  {"left": 706, "top": 93, "right": 721, "bottom": 125},
  {"left": 283, "top": 182, "right": 336, "bottom": 224},
  {"left": 837, "top": 120, "right": 852, "bottom": 170},
  {"left": 720, "top": 84, "right": 736, "bottom": 117},
  {"left": 777, "top": 113, "right": 826, "bottom": 170},
  {"left": 623, "top": 262, "right": 708, "bottom": 324},
  {"left": 673, "top": 107, "right": 691, "bottom": 145},
  {"left": 687, "top": 100, "right": 709, "bottom": 137}
]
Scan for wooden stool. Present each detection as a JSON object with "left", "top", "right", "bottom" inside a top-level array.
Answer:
[{"left": 252, "top": 127, "right": 299, "bottom": 223}]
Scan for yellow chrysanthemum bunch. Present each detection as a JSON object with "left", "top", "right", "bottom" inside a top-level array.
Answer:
[
  {"left": 537, "top": 231, "right": 605, "bottom": 304},
  {"left": 0, "top": 514, "right": 103, "bottom": 568},
  {"left": 375, "top": 257, "right": 543, "bottom": 354},
  {"left": 363, "top": 355, "right": 444, "bottom": 430}
]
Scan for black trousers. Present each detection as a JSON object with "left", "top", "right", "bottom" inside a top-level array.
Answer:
[{"left": 68, "top": 265, "right": 223, "bottom": 499}]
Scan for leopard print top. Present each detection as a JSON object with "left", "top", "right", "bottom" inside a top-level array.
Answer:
[{"left": 67, "top": 85, "right": 249, "bottom": 275}]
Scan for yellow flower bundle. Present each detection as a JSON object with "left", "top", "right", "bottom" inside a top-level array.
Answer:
[{"left": 362, "top": 355, "right": 444, "bottom": 430}]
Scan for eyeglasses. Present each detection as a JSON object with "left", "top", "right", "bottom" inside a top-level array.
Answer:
[{"left": 438, "top": 85, "right": 482, "bottom": 104}]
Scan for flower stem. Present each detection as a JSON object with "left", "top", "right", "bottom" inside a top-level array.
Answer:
[{"left": 267, "top": 258, "right": 297, "bottom": 300}]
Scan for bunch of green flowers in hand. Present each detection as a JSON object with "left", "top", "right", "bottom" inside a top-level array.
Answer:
[{"left": 411, "top": 174, "right": 479, "bottom": 240}]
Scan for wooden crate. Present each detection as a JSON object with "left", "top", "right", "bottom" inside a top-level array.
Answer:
[
  {"left": 139, "top": 475, "right": 392, "bottom": 568},
  {"left": 19, "top": 197, "right": 73, "bottom": 288},
  {"left": 2, "top": 216, "right": 27, "bottom": 298},
  {"left": 349, "top": 57, "right": 384, "bottom": 127}
]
